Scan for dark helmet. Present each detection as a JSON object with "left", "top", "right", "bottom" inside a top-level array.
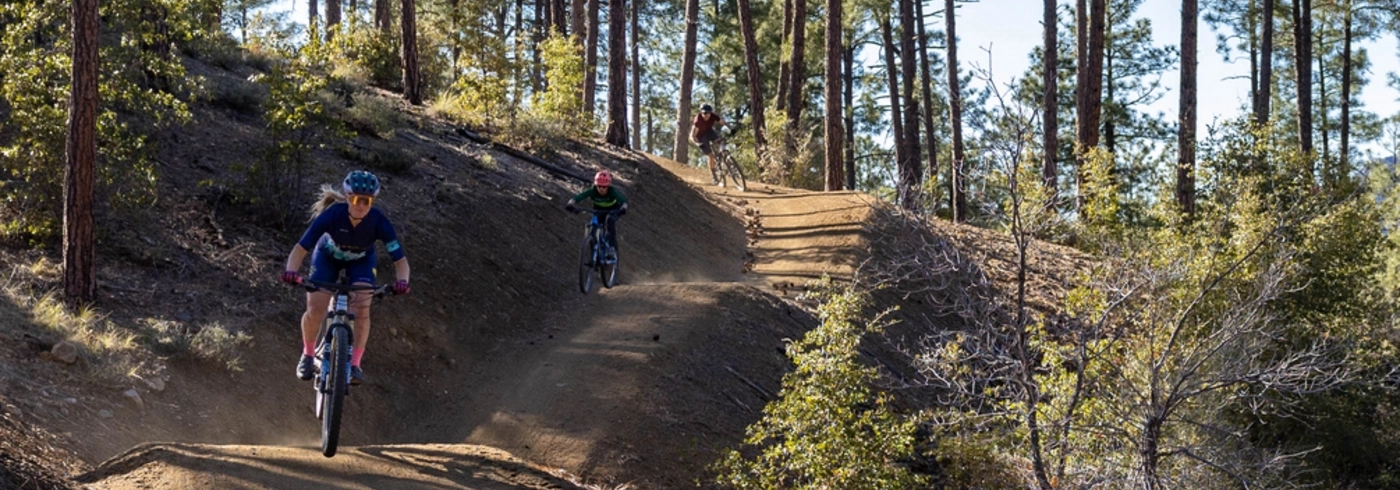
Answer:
[
  {"left": 699, "top": 104, "right": 713, "bottom": 114},
  {"left": 342, "top": 170, "right": 381, "bottom": 196}
]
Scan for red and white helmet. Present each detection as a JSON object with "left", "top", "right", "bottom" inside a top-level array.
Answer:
[{"left": 594, "top": 171, "right": 613, "bottom": 187}]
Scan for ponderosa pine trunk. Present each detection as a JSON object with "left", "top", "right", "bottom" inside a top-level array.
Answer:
[
  {"left": 1257, "top": 0, "right": 1274, "bottom": 124},
  {"left": 777, "top": 0, "right": 793, "bottom": 114},
  {"left": 844, "top": 41, "right": 856, "bottom": 190},
  {"left": 916, "top": 0, "right": 939, "bottom": 199},
  {"left": 1340, "top": 0, "right": 1352, "bottom": 178},
  {"left": 583, "top": 0, "right": 600, "bottom": 116},
  {"left": 1043, "top": 0, "right": 1059, "bottom": 193},
  {"left": 66, "top": 0, "right": 99, "bottom": 306},
  {"left": 1292, "top": 0, "right": 1313, "bottom": 159},
  {"left": 785, "top": 0, "right": 807, "bottom": 131},
  {"left": 631, "top": 0, "right": 641, "bottom": 149},
  {"left": 880, "top": 17, "right": 906, "bottom": 172},
  {"left": 604, "top": 0, "right": 628, "bottom": 146},
  {"left": 823, "top": 0, "right": 843, "bottom": 190},
  {"left": 1179, "top": 0, "right": 1197, "bottom": 215},
  {"left": 672, "top": 0, "right": 700, "bottom": 164},
  {"left": 946, "top": 0, "right": 968, "bottom": 221},
  {"left": 898, "top": 0, "right": 922, "bottom": 212},
  {"left": 1075, "top": 0, "right": 1105, "bottom": 217},
  {"left": 401, "top": 0, "right": 421, "bottom": 105},
  {"left": 736, "top": 0, "right": 768, "bottom": 152}
]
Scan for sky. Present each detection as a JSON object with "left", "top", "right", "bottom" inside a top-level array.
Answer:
[{"left": 265, "top": 0, "right": 1400, "bottom": 157}]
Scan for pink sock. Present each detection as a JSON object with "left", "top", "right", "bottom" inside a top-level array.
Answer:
[
  {"left": 351, "top": 347, "right": 366, "bottom": 367},
  {"left": 302, "top": 340, "right": 316, "bottom": 357}
]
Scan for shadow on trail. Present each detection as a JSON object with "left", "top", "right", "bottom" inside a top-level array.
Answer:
[{"left": 77, "top": 443, "right": 581, "bottom": 490}]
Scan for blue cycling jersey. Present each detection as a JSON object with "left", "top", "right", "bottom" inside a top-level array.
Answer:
[{"left": 297, "top": 202, "right": 405, "bottom": 262}]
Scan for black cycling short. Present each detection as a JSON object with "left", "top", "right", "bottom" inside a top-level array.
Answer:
[{"left": 696, "top": 129, "right": 721, "bottom": 155}]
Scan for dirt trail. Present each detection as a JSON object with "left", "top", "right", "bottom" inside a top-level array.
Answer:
[
  {"left": 77, "top": 443, "right": 578, "bottom": 489},
  {"left": 77, "top": 153, "right": 876, "bottom": 489}
]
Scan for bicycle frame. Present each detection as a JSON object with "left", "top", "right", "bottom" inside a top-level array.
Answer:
[
  {"left": 295, "top": 278, "right": 392, "bottom": 457},
  {"left": 578, "top": 209, "right": 622, "bottom": 294}
]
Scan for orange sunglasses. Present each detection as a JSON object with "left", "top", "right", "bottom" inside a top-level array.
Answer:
[{"left": 348, "top": 194, "right": 375, "bottom": 207}]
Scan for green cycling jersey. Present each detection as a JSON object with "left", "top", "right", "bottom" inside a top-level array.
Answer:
[{"left": 572, "top": 186, "right": 628, "bottom": 210}]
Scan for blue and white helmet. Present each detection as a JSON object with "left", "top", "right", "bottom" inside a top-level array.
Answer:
[{"left": 342, "top": 170, "right": 381, "bottom": 196}]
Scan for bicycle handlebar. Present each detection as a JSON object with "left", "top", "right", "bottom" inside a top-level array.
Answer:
[{"left": 294, "top": 278, "right": 396, "bottom": 297}]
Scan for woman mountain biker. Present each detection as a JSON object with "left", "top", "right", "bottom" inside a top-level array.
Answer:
[
  {"left": 689, "top": 104, "right": 731, "bottom": 186},
  {"left": 280, "top": 170, "right": 411, "bottom": 386},
  {"left": 564, "top": 171, "right": 629, "bottom": 262}
]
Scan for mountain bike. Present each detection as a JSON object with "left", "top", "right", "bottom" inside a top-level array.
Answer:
[
  {"left": 294, "top": 277, "right": 395, "bottom": 457},
  {"left": 710, "top": 137, "right": 747, "bottom": 191},
  {"left": 574, "top": 209, "right": 623, "bottom": 294}
]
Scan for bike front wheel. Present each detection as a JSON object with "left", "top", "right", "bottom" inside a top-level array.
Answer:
[
  {"left": 600, "top": 249, "right": 618, "bottom": 288},
  {"left": 578, "top": 237, "right": 596, "bottom": 294},
  {"left": 724, "top": 154, "right": 746, "bottom": 191},
  {"left": 320, "top": 326, "right": 349, "bottom": 457}
]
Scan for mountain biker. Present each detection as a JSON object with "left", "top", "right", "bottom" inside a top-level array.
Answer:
[
  {"left": 690, "top": 104, "right": 731, "bottom": 186},
  {"left": 280, "top": 170, "right": 411, "bottom": 386},
  {"left": 564, "top": 171, "right": 629, "bottom": 263}
]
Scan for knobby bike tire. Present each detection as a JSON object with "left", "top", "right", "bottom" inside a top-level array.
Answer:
[
  {"left": 578, "top": 234, "right": 596, "bottom": 294},
  {"left": 600, "top": 247, "right": 618, "bottom": 288},
  {"left": 321, "top": 326, "right": 349, "bottom": 457},
  {"left": 724, "top": 153, "right": 747, "bottom": 191}
]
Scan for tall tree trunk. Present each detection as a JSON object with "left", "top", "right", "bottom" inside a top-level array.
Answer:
[
  {"left": 326, "top": 0, "right": 341, "bottom": 35},
  {"left": 401, "top": 0, "right": 421, "bottom": 105},
  {"left": 66, "top": 0, "right": 99, "bottom": 306},
  {"left": 898, "top": 0, "right": 921, "bottom": 212},
  {"left": 449, "top": 0, "right": 460, "bottom": 80},
  {"left": 736, "top": 0, "right": 768, "bottom": 151},
  {"left": 785, "top": 0, "right": 807, "bottom": 130},
  {"left": 916, "top": 0, "right": 939, "bottom": 201},
  {"left": 571, "top": 0, "right": 584, "bottom": 40},
  {"left": 309, "top": 0, "right": 319, "bottom": 29},
  {"left": 552, "top": 0, "right": 567, "bottom": 34},
  {"left": 945, "top": 0, "right": 968, "bottom": 221},
  {"left": 630, "top": 0, "right": 641, "bottom": 149},
  {"left": 1179, "top": 0, "right": 1197, "bottom": 215},
  {"left": 1043, "top": 0, "right": 1059, "bottom": 193},
  {"left": 1075, "top": 0, "right": 1105, "bottom": 217},
  {"left": 1317, "top": 29, "right": 1328, "bottom": 163},
  {"left": 375, "top": 0, "right": 389, "bottom": 33},
  {"left": 604, "top": 0, "right": 628, "bottom": 146},
  {"left": 777, "top": 0, "right": 793, "bottom": 114},
  {"left": 583, "top": 0, "right": 601, "bottom": 116},
  {"left": 1258, "top": 0, "right": 1274, "bottom": 124},
  {"left": 533, "top": 0, "right": 545, "bottom": 92},
  {"left": 672, "top": 0, "right": 700, "bottom": 164},
  {"left": 1293, "top": 0, "right": 1313, "bottom": 159},
  {"left": 823, "top": 0, "right": 843, "bottom": 190},
  {"left": 1340, "top": 0, "right": 1352, "bottom": 179},
  {"left": 880, "top": 17, "right": 906, "bottom": 172},
  {"left": 647, "top": 111, "right": 655, "bottom": 153},
  {"left": 1104, "top": 35, "right": 1115, "bottom": 156},
  {"left": 1248, "top": 0, "right": 1258, "bottom": 116},
  {"left": 844, "top": 41, "right": 856, "bottom": 191}
]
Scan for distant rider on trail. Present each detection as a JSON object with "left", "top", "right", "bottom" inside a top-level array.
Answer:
[
  {"left": 565, "top": 171, "right": 629, "bottom": 263},
  {"left": 280, "top": 170, "right": 411, "bottom": 386},
  {"left": 689, "top": 104, "right": 731, "bottom": 186}
]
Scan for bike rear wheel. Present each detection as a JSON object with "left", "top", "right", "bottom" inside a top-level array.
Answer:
[
  {"left": 320, "top": 326, "right": 349, "bottom": 457},
  {"left": 578, "top": 236, "right": 596, "bottom": 294}
]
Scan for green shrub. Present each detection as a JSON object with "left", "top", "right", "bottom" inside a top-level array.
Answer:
[
  {"left": 339, "top": 139, "right": 415, "bottom": 174},
  {"left": 713, "top": 279, "right": 926, "bottom": 489},
  {"left": 342, "top": 93, "right": 403, "bottom": 138}
]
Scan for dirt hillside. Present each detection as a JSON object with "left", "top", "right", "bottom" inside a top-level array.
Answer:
[{"left": 0, "top": 54, "right": 907, "bottom": 490}]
